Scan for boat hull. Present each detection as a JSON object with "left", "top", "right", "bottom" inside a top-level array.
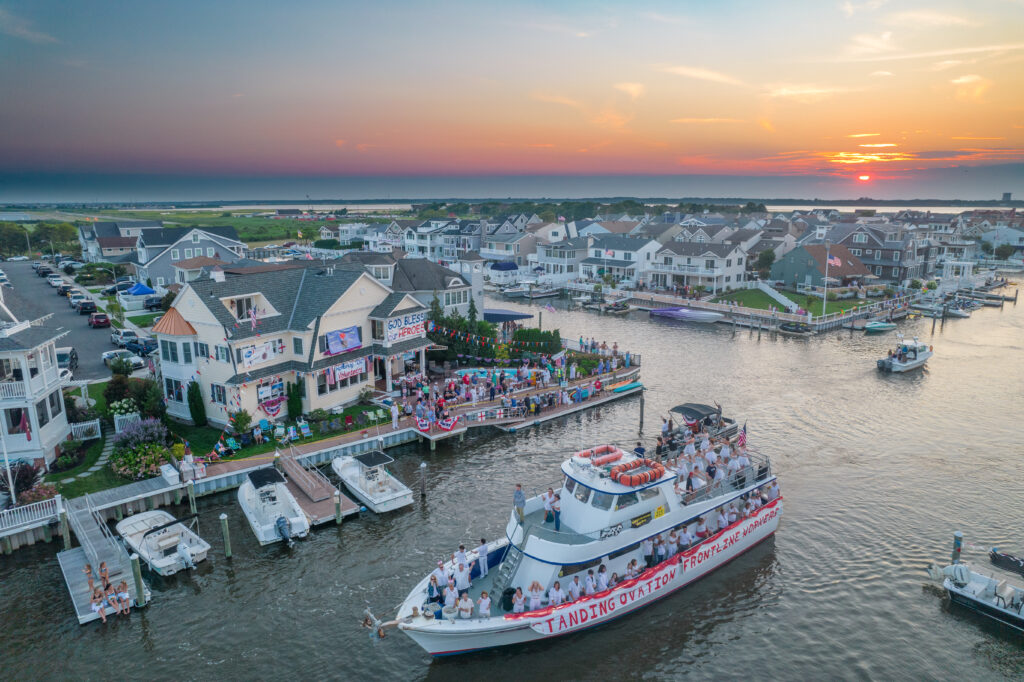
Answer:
[
  {"left": 331, "top": 457, "right": 413, "bottom": 513},
  {"left": 399, "top": 498, "right": 782, "bottom": 656},
  {"left": 945, "top": 581, "right": 1024, "bottom": 632},
  {"left": 237, "top": 481, "right": 310, "bottom": 546},
  {"left": 650, "top": 307, "right": 723, "bottom": 323}
]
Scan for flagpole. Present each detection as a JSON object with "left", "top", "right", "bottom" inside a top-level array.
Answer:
[
  {"left": 3, "top": 422, "right": 16, "bottom": 508},
  {"left": 822, "top": 239, "right": 831, "bottom": 319}
]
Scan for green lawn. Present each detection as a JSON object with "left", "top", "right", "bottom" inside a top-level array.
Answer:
[
  {"left": 711, "top": 289, "right": 785, "bottom": 311},
  {"left": 778, "top": 291, "right": 871, "bottom": 316},
  {"left": 45, "top": 437, "right": 105, "bottom": 483},
  {"left": 87, "top": 381, "right": 108, "bottom": 414},
  {"left": 127, "top": 312, "right": 161, "bottom": 328},
  {"left": 55, "top": 467, "right": 127, "bottom": 499}
]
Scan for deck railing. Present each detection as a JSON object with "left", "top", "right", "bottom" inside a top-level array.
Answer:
[
  {"left": 0, "top": 495, "right": 59, "bottom": 533},
  {"left": 0, "top": 381, "right": 27, "bottom": 400}
]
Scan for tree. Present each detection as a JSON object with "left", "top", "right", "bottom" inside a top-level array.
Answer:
[
  {"left": 980, "top": 240, "right": 993, "bottom": 255},
  {"left": 138, "top": 380, "right": 166, "bottom": 421},
  {"left": 286, "top": 381, "right": 303, "bottom": 419},
  {"left": 103, "top": 375, "right": 132, "bottom": 409},
  {"left": 467, "top": 296, "right": 478, "bottom": 327},
  {"left": 109, "top": 357, "right": 135, "bottom": 376},
  {"left": 231, "top": 409, "right": 252, "bottom": 435},
  {"left": 756, "top": 249, "right": 776, "bottom": 271},
  {"left": 186, "top": 381, "right": 207, "bottom": 426},
  {"left": 313, "top": 238, "right": 341, "bottom": 249},
  {"left": 160, "top": 292, "right": 175, "bottom": 310},
  {"left": 994, "top": 244, "right": 1016, "bottom": 260},
  {"left": 429, "top": 291, "right": 444, "bottom": 321},
  {"left": 0, "top": 223, "right": 28, "bottom": 255}
]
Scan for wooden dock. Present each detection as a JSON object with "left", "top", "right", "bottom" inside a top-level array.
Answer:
[
  {"left": 57, "top": 547, "right": 124, "bottom": 624},
  {"left": 279, "top": 449, "right": 359, "bottom": 525}
]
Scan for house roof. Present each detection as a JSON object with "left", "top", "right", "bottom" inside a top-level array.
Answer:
[
  {"left": 369, "top": 292, "right": 420, "bottom": 318},
  {"left": 0, "top": 321, "right": 70, "bottom": 352},
  {"left": 580, "top": 257, "right": 636, "bottom": 268},
  {"left": 660, "top": 242, "right": 740, "bottom": 258},
  {"left": 543, "top": 237, "right": 590, "bottom": 251},
  {"left": 185, "top": 263, "right": 369, "bottom": 340},
  {"left": 724, "top": 228, "right": 762, "bottom": 244},
  {"left": 459, "top": 250, "right": 486, "bottom": 261},
  {"left": 151, "top": 306, "right": 197, "bottom": 336},
  {"left": 590, "top": 235, "right": 656, "bottom": 251},
  {"left": 803, "top": 244, "right": 871, "bottom": 278},
  {"left": 390, "top": 259, "right": 466, "bottom": 293},
  {"left": 96, "top": 236, "right": 138, "bottom": 248},
  {"left": 139, "top": 225, "right": 241, "bottom": 247},
  {"left": 340, "top": 251, "right": 397, "bottom": 266},
  {"left": 172, "top": 256, "right": 229, "bottom": 270}
]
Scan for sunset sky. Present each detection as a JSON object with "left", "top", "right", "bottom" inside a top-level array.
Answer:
[{"left": 1, "top": 0, "right": 1022, "bottom": 199}]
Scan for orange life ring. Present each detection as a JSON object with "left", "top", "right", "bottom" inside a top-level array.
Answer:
[{"left": 610, "top": 458, "right": 666, "bottom": 486}]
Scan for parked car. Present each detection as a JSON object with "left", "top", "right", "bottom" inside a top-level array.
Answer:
[
  {"left": 37, "top": 267, "right": 53, "bottom": 277},
  {"left": 125, "top": 337, "right": 158, "bottom": 357},
  {"left": 0, "top": 274, "right": 8, "bottom": 284},
  {"left": 79, "top": 300, "right": 98, "bottom": 314},
  {"left": 115, "top": 275, "right": 136, "bottom": 284},
  {"left": 31, "top": 261, "right": 41, "bottom": 269},
  {"left": 110, "top": 328, "right": 138, "bottom": 347},
  {"left": 47, "top": 275, "right": 63, "bottom": 287},
  {"left": 142, "top": 296, "right": 164, "bottom": 311},
  {"left": 101, "top": 349, "right": 146, "bottom": 370},
  {"left": 68, "top": 293, "right": 86, "bottom": 308},
  {"left": 56, "top": 283, "right": 74, "bottom": 296},
  {"left": 101, "top": 281, "right": 134, "bottom": 295},
  {"left": 56, "top": 346, "right": 79, "bottom": 371},
  {"left": 8, "top": 256, "right": 29, "bottom": 262},
  {"left": 87, "top": 311, "right": 108, "bottom": 327}
]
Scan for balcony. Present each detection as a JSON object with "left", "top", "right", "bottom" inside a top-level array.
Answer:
[
  {"left": 648, "top": 261, "right": 723, "bottom": 277},
  {"left": 0, "top": 381, "right": 27, "bottom": 400},
  {"left": 479, "top": 247, "right": 516, "bottom": 260}
]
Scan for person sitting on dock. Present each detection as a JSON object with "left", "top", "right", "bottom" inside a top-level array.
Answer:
[
  {"left": 458, "top": 592, "right": 474, "bottom": 619},
  {"left": 477, "top": 590, "right": 491, "bottom": 618},
  {"left": 104, "top": 581, "right": 125, "bottom": 616},
  {"left": 443, "top": 580, "right": 459, "bottom": 609},
  {"left": 89, "top": 588, "right": 108, "bottom": 624}
]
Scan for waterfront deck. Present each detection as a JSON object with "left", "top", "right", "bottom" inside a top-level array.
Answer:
[
  {"left": 279, "top": 448, "right": 359, "bottom": 525},
  {"left": 57, "top": 547, "right": 123, "bottom": 624}
]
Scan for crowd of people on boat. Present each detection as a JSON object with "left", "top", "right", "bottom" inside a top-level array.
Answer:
[{"left": 84, "top": 561, "right": 132, "bottom": 623}]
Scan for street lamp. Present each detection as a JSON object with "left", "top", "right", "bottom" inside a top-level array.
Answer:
[{"left": 821, "top": 239, "right": 832, "bottom": 318}]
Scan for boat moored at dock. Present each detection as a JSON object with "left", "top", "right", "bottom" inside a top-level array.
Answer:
[
  {"left": 237, "top": 469, "right": 311, "bottom": 546},
  {"left": 115, "top": 510, "right": 210, "bottom": 576},
  {"left": 650, "top": 307, "right": 724, "bottom": 323},
  {"left": 863, "top": 320, "right": 897, "bottom": 334},
  {"left": 390, "top": 441, "right": 781, "bottom": 655},
  {"left": 331, "top": 451, "right": 413, "bottom": 513}
]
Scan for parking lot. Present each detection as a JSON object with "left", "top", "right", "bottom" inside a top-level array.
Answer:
[{"left": 2, "top": 261, "right": 146, "bottom": 381}]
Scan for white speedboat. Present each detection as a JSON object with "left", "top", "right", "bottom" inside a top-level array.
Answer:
[
  {"left": 389, "top": 443, "right": 782, "bottom": 656},
  {"left": 650, "top": 307, "right": 723, "bottom": 323},
  {"left": 115, "top": 510, "right": 210, "bottom": 576},
  {"left": 331, "top": 451, "right": 413, "bottom": 513},
  {"left": 237, "top": 468, "right": 310, "bottom": 546},
  {"left": 877, "top": 335, "right": 932, "bottom": 373},
  {"left": 928, "top": 561, "right": 1024, "bottom": 632}
]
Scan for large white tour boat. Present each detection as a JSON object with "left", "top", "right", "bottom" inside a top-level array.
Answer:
[{"left": 390, "top": 442, "right": 782, "bottom": 655}]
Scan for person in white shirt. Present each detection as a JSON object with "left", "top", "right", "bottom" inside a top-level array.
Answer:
[
  {"left": 453, "top": 545, "right": 469, "bottom": 566},
  {"left": 477, "top": 590, "right": 491, "bottom": 618},
  {"left": 549, "top": 581, "right": 566, "bottom": 606},
  {"left": 567, "top": 576, "right": 583, "bottom": 601},
  {"left": 727, "top": 505, "right": 738, "bottom": 524},
  {"left": 528, "top": 581, "right": 545, "bottom": 610},
  {"left": 667, "top": 530, "right": 679, "bottom": 557},
  {"left": 626, "top": 559, "right": 639, "bottom": 578},
  {"left": 716, "top": 510, "right": 729, "bottom": 531},
  {"left": 683, "top": 438, "right": 696, "bottom": 457},
  {"left": 458, "top": 593, "right": 474, "bottom": 619},
  {"left": 390, "top": 402, "right": 400, "bottom": 430},
  {"left": 512, "top": 588, "right": 526, "bottom": 613},
  {"left": 704, "top": 448, "right": 717, "bottom": 467},
  {"left": 769, "top": 481, "right": 780, "bottom": 500},
  {"left": 748, "top": 493, "right": 762, "bottom": 512},
  {"left": 543, "top": 488, "right": 554, "bottom": 523},
  {"left": 700, "top": 435, "right": 711, "bottom": 451},
  {"left": 641, "top": 538, "right": 654, "bottom": 568},
  {"left": 443, "top": 581, "right": 459, "bottom": 609},
  {"left": 596, "top": 565, "right": 609, "bottom": 591},
  {"left": 584, "top": 570, "right": 597, "bottom": 595},
  {"left": 661, "top": 418, "right": 669, "bottom": 437},
  {"left": 476, "top": 539, "right": 489, "bottom": 577},
  {"left": 454, "top": 562, "right": 475, "bottom": 592},
  {"left": 695, "top": 518, "right": 709, "bottom": 539},
  {"left": 431, "top": 560, "right": 448, "bottom": 587},
  {"left": 719, "top": 441, "right": 732, "bottom": 460},
  {"left": 678, "top": 528, "right": 693, "bottom": 549}
]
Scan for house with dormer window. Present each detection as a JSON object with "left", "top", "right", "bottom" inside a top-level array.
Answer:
[
  {"left": 134, "top": 226, "right": 246, "bottom": 288},
  {"left": 578, "top": 235, "right": 659, "bottom": 284},
  {"left": 649, "top": 242, "right": 747, "bottom": 293}
]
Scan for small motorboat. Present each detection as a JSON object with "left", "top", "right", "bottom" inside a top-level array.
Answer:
[
  {"left": 864, "top": 320, "right": 897, "bottom": 334},
  {"left": 525, "top": 287, "right": 560, "bottom": 299},
  {"left": 115, "top": 510, "right": 210, "bottom": 576},
  {"left": 332, "top": 451, "right": 413, "bottom": 513},
  {"left": 601, "top": 301, "right": 631, "bottom": 315},
  {"left": 237, "top": 468, "right": 310, "bottom": 546},
  {"left": 928, "top": 561, "right": 1024, "bottom": 632},
  {"left": 650, "top": 307, "right": 723, "bottom": 323},
  {"left": 991, "top": 549, "right": 1024, "bottom": 578},
  {"left": 501, "top": 285, "right": 529, "bottom": 298},
  {"left": 877, "top": 335, "right": 932, "bottom": 373},
  {"left": 777, "top": 322, "right": 814, "bottom": 336}
]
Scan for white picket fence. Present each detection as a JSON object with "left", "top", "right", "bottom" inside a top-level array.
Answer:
[
  {"left": 0, "top": 494, "right": 61, "bottom": 534},
  {"left": 69, "top": 418, "right": 101, "bottom": 440},
  {"left": 113, "top": 412, "right": 141, "bottom": 434}
]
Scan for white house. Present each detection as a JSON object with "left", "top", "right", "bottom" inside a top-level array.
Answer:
[
  {"left": 535, "top": 237, "right": 590, "bottom": 284},
  {"left": 648, "top": 242, "right": 748, "bottom": 293},
  {"left": 578, "top": 236, "right": 660, "bottom": 284}
]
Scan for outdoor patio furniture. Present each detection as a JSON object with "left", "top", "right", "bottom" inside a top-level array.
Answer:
[
  {"left": 344, "top": 415, "right": 354, "bottom": 429},
  {"left": 375, "top": 408, "right": 387, "bottom": 424},
  {"left": 329, "top": 418, "right": 341, "bottom": 431},
  {"left": 226, "top": 437, "right": 241, "bottom": 451},
  {"left": 274, "top": 425, "right": 286, "bottom": 441},
  {"left": 240, "top": 432, "right": 253, "bottom": 447},
  {"left": 287, "top": 425, "right": 299, "bottom": 441},
  {"left": 318, "top": 421, "right": 330, "bottom": 435},
  {"left": 357, "top": 412, "right": 368, "bottom": 427},
  {"left": 259, "top": 419, "right": 271, "bottom": 433},
  {"left": 299, "top": 421, "right": 313, "bottom": 439}
]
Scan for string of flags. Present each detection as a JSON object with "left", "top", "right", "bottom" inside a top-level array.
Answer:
[{"left": 427, "top": 322, "right": 558, "bottom": 351}]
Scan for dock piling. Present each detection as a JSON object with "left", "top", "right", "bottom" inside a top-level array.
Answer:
[
  {"left": 638, "top": 392, "right": 645, "bottom": 433},
  {"left": 334, "top": 492, "right": 342, "bottom": 525},
  {"left": 114, "top": 505, "right": 123, "bottom": 521},
  {"left": 951, "top": 530, "right": 963, "bottom": 563},
  {"left": 1, "top": 535, "right": 11, "bottom": 555},
  {"left": 59, "top": 508, "right": 71, "bottom": 550},
  {"left": 220, "top": 513, "right": 232, "bottom": 559},
  {"left": 130, "top": 553, "right": 147, "bottom": 607},
  {"left": 420, "top": 462, "right": 427, "bottom": 499},
  {"left": 187, "top": 481, "right": 196, "bottom": 515}
]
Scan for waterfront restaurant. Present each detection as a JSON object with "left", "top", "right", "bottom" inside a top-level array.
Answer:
[{"left": 153, "top": 262, "right": 429, "bottom": 427}]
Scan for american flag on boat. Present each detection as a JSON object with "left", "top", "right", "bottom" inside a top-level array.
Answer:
[{"left": 736, "top": 422, "right": 747, "bottom": 447}]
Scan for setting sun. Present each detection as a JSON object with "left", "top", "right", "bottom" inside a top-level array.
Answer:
[{"left": 858, "top": 175, "right": 871, "bottom": 181}]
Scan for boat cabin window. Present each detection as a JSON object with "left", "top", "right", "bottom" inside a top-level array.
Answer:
[
  {"left": 563, "top": 477, "right": 577, "bottom": 495},
  {"left": 639, "top": 486, "right": 662, "bottom": 502},
  {"left": 609, "top": 542, "right": 640, "bottom": 560},
  {"left": 573, "top": 483, "right": 591, "bottom": 504},
  {"left": 614, "top": 492, "right": 639, "bottom": 511},
  {"left": 557, "top": 556, "right": 604, "bottom": 578},
  {"left": 591, "top": 491, "right": 614, "bottom": 511}
]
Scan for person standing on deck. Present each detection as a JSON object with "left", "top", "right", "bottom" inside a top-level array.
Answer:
[
  {"left": 458, "top": 593, "right": 474, "bottom": 619},
  {"left": 542, "top": 488, "right": 554, "bottom": 523},
  {"left": 552, "top": 494, "right": 561, "bottom": 531},
  {"left": 477, "top": 591, "right": 491, "bottom": 618},
  {"left": 476, "top": 539, "right": 489, "bottom": 577},
  {"left": 443, "top": 581, "right": 459, "bottom": 609},
  {"left": 513, "top": 484, "right": 526, "bottom": 524},
  {"left": 390, "top": 401, "right": 399, "bottom": 430},
  {"left": 568, "top": 575, "right": 583, "bottom": 601},
  {"left": 642, "top": 537, "right": 654, "bottom": 568},
  {"left": 549, "top": 581, "right": 566, "bottom": 606}
]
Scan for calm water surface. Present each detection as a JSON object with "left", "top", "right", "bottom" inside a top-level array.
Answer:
[{"left": 3, "top": 294, "right": 1023, "bottom": 680}]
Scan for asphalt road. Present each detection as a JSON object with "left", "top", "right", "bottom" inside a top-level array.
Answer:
[{"left": 1, "top": 261, "right": 138, "bottom": 381}]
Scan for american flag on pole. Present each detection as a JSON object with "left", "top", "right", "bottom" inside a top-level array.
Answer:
[
  {"left": 605, "top": 249, "right": 614, "bottom": 256},
  {"left": 736, "top": 422, "right": 747, "bottom": 447},
  {"left": 828, "top": 255, "right": 842, "bottom": 267},
  {"left": 249, "top": 307, "right": 257, "bottom": 331},
  {"left": 544, "top": 303, "right": 556, "bottom": 313}
]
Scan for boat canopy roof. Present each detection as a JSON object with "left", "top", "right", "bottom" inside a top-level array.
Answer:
[
  {"left": 483, "top": 308, "right": 533, "bottom": 323},
  {"left": 354, "top": 450, "right": 393, "bottom": 468},
  {"left": 248, "top": 468, "right": 285, "bottom": 488},
  {"left": 669, "top": 403, "right": 720, "bottom": 420}
]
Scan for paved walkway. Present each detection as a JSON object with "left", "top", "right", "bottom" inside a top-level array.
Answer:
[{"left": 60, "top": 430, "right": 112, "bottom": 484}]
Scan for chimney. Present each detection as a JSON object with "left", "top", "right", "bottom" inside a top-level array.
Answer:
[{"left": 210, "top": 266, "right": 225, "bottom": 283}]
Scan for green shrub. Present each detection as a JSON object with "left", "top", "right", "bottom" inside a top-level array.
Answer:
[
  {"left": 109, "top": 357, "right": 134, "bottom": 376},
  {"left": 109, "top": 442, "right": 170, "bottom": 480},
  {"left": 306, "top": 408, "right": 329, "bottom": 423},
  {"left": 187, "top": 381, "right": 207, "bottom": 426},
  {"left": 231, "top": 408, "right": 253, "bottom": 434},
  {"left": 286, "top": 381, "right": 303, "bottom": 418}
]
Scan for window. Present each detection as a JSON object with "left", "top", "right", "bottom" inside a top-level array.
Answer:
[
  {"left": 48, "top": 390, "right": 62, "bottom": 417},
  {"left": 4, "top": 407, "right": 27, "bottom": 434},
  {"left": 192, "top": 232, "right": 200, "bottom": 243},
  {"left": 563, "top": 477, "right": 577, "bottom": 495},
  {"left": 705, "top": 259, "right": 715, "bottom": 270},
  {"left": 646, "top": 252, "right": 651, "bottom": 260},
  {"left": 171, "top": 249, "right": 180, "bottom": 260},
  {"left": 184, "top": 249, "right": 193, "bottom": 259},
  {"left": 157, "top": 277, "right": 165, "bottom": 286},
  {"left": 725, "top": 275, "right": 731, "bottom": 282},
  {"left": 609, "top": 542, "right": 640, "bottom": 561},
  {"left": 875, "top": 266, "right": 883, "bottom": 276},
  {"left": 232, "top": 297, "right": 253, "bottom": 319},
  {"left": 893, "top": 252, "right": 900, "bottom": 261},
  {"left": 864, "top": 249, "right": 872, "bottom": 257},
  {"left": 614, "top": 492, "right": 639, "bottom": 511},
  {"left": 638, "top": 486, "right": 662, "bottom": 502},
  {"left": 371, "top": 320, "right": 384, "bottom": 341},
  {"left": 591, "top": 491, "right": 614, "bottom": 511},
  {"left": 573, "top": 483, "right": 591, "bottom": 504},
  {"left": 195, "top": 342, "right": 209, "bottom": 359},
  {"left": 210, "top": 384, "right": 226, "bottom": 404},
  {"left": 215, "top": 345, "right": 230, "bottom": 362},
  {"left": 557, "top": 556, "right": 605, "bottom": 579},
  {"left": 853, "top": 233, "right": 868, "bottom": 243},
  {"left": 182, "top": 341, "right": 192, "bottom": 364},
  {"left": 293, "top": 337, "right": 303, "bottom": 355},
  {"left": 165, "top": 378, "right": 184, "bottom": 402},
  {"left": 207, "top": 247, "right": 215, "bottom": 257},
  {"left": 178, "top": 270, "right": 186, "bottom": 283},
  {"left": 36, "top": 398, "right": 49, "bottom": 427},
  {"left": 850, "top": 248, "right": 861, "bottom": 256},
  {"left": 726, "top": 258, "right": 732, "bottom": 267},
  {"left": 160, "top": 339, "right": 178, "bottom": 363}
]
